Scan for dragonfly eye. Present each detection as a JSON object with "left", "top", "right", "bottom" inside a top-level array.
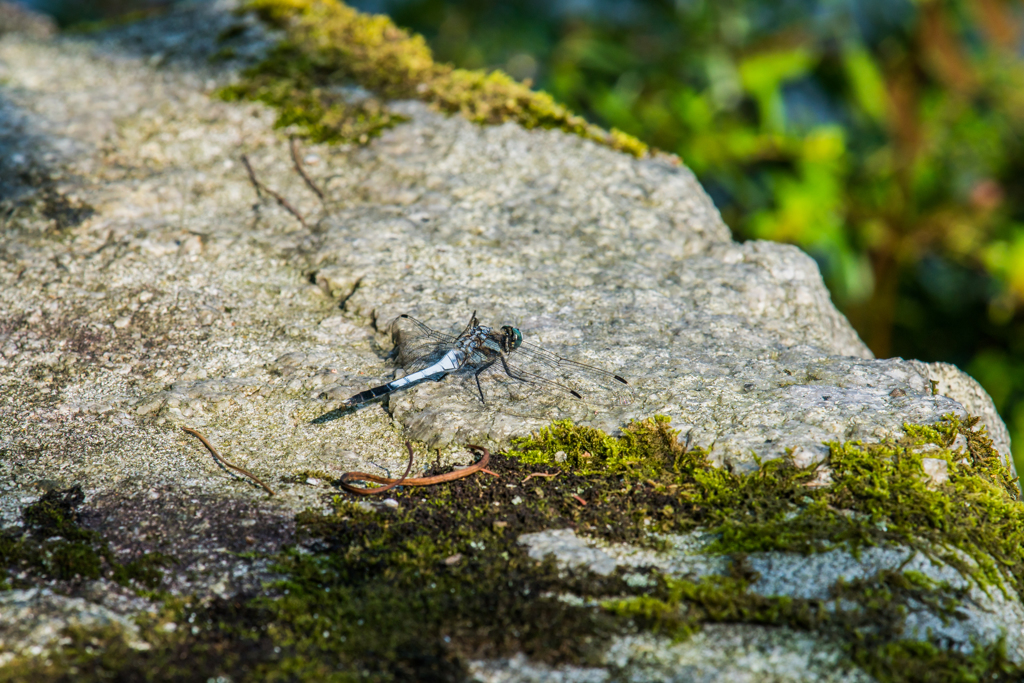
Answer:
[{"left": 502, "top": 326, "right": 523, "bottom": 351}]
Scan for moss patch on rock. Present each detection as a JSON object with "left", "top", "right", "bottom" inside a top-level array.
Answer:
[
  {"left": 0, "top": 485, "right": 171, "bottom": 591},
  {"left": 512, "top": 415, "right": 1023, "bottom": 591},
  {"left": 516, "top": 415, "right": 1024, "bottom": 681},
  {"left": 4, "top": 416, "right": 1023, "bottom": 681},
  {"left": 1, "top": 168, "right": 96, "bottom": 236},
  {"left": 605, "top": 561, "right": 1015, "bottom": 683},
  {"left": 217, "top": 0, "right": 648, "bottom": 154}
]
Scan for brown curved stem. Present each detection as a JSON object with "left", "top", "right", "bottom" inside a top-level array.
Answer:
[
  {"left": 339, "top": 444, "right": 490, "bottom": 496},
  {"left": 182, "top": 426, "right": 275, "bottom": 496}
]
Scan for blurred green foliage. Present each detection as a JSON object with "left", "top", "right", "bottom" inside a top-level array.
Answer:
[{"left": 20, "top": 0, "right": 1024, "bottom": 471}]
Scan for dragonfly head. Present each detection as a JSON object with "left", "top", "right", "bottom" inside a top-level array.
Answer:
[{"left": 500, "top": 326, "right": 523, "bottom": 353}]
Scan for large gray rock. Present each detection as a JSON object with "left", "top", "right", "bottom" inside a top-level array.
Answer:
[{"left": 0, "top": 3, "right": 1016, "bottom": 680}]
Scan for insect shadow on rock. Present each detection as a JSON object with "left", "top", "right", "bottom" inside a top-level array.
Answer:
[{"left": 326, "top": 310, "right": 633, "bottom": 414}]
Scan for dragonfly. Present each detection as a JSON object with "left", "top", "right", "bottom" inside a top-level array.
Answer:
[{"left": 342, "top": 311, "right": 633, "bottom": 409}]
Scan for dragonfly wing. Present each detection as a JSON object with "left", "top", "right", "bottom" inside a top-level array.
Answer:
[
  {"left": 392, "top": 314, "right": 457, "bottom": 341},
  {"left": 510, "top": 341, "right": 634, "bottom": 407},
  {"left": 390, "top": 315, "right": 458, "bottom": 368}
]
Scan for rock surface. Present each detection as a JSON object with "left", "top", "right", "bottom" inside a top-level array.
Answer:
[
  {"left": 0, "top": 3, "right": 1017, "bottom": 681},
  {"left": 520, "top": 528, "right": 1024, "bottom": 667}
]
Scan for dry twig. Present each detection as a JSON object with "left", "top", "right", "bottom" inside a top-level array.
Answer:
[
  {"left": 240, "top": 154, "right": 308, "bottom": 227},
  {"left": 182, "top": 426, "right": 275, "bottom": 496},
  {"left": 240, "top": 154, "right": 263, "bottom": 200},
  {"left": 289, "top": 137, "right": 325, "bottom": 202},
  {"left": 339, "top": 444, "right": 491, "bottom": 496},
  {"left": 338, "top": 441, "right": 416, "bottom": 497}
]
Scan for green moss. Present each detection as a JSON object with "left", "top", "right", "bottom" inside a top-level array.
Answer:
[
  {"left": 509, "top": 414, "right": 703, "bottom": 478},
  {"left": 512, "top": 415, "right": 1024, "bottom": 595},
  {"left": 219, "top": 0, "right": 648, "bottom": 155},
  {"left": 0, "top": 600, "right": 282, "bottom": 683},
  {"left": 218, "top": 42, "right": 408, "bottom": 145},
  {"left": 605, "top": 561, "right": 1014, "bottom": 683},
  {"left": 0, "top": 486, "right": 172, "bottom": 591},
  {"left": 6, "top": 456, "right": 639, "bottom": 680},
  {"left": 7, "top": 416, "right": 1024, "bottom": 681},
  {"left": 509, "top": 414, "right": 1024, "bottom": 680},
  {"left": 604, "top": 555, "right": 826, "bottom": 641}
]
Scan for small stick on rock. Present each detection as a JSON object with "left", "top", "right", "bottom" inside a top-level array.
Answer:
[
  {"left": 340, "top": 445, "right": 491, "bottom": 495},
  {"left": 290, "top": 137, "right": 325, "bottom": 202},
  {"left": 182, "top": 426, "right": 275, "bottom": 496},
  {"left": 340, "top": 441, "right": 416, "bottom": 497},
  {"left": 240, "top": 154, "right": 263, "bottom": 200},
  {"left": 240, "top": 154, "right": 308, "bottom": 227}
]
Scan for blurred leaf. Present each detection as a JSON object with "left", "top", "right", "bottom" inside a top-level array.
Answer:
[
  {"left": 802, "top": 125, "right": 845, "bottom": 163},
  {"left": 738, "top": 47, "right": 817, "bottom": 131},
  {"left": 968, "top": 349, "right": 1015, "bottom": 411},
  {"left": 842, "top": 44, "right": 889, "bottom": 125},
  {"left": 983, "top": 230, "right": 1024, "bottom": 301},
  {"left": 748, "top": 126, "right": 846, "bottom": 246},
  {"left": 704, "top": 50, "right": 743, "bottom": 109},
  {"left": 833, "top": 250, "right": 877, "bottom": 305}
]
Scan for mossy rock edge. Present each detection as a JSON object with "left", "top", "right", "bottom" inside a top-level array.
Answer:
[
  {"left": 2, "top": 415, "right": 1022, "bottom": 682},
  {"left": 215, "top": 0, "right": 649, "bottom": 156}
]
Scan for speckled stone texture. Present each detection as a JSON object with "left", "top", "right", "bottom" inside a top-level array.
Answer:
[
  {"left": 519, "top": 527, "right": 1024, "bottom": 672},
  {"left": 0, "top": 3, "right": 1015, "bottom": 680}
]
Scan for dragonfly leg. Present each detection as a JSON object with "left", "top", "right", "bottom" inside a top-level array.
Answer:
[
  {"left": 474, "top": 360, "right": 496, "bottom": 404},
  {"left": 457, "top": 310, "right": 478, "bottom": 338},
  {"left": 498, "top": 354, "right": 529, "bottom": 383}
]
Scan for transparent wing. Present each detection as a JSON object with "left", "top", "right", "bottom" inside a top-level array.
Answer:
[
  {"left": 392, "top": 315, "right": 458, "bottom": 346},
  {"left": 390, "top": 314, "right": 458, "bottom": 371},
  {"left": 505, "top": 341, "right": 635, "bottom": 408}
]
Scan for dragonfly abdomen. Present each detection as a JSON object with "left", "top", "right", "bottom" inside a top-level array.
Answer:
[
  {"left": 343, "top": 348, "right": 466, "bottom": 407},
  {"left": 345, "top": 383, "right": 397, "bottom": 406}
]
